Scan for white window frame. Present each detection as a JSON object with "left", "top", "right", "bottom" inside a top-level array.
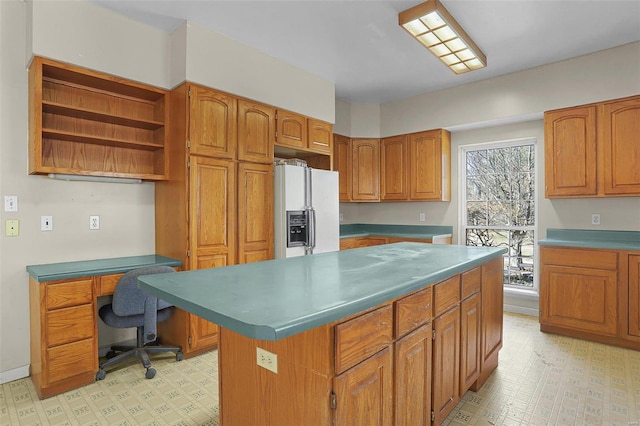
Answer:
[{"left": 459, "top": 137, "right": 539, "bottom": 295}]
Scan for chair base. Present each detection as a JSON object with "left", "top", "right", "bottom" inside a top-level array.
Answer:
[{"left": 96, "top": 327, "right": 183, "bottom": 381}]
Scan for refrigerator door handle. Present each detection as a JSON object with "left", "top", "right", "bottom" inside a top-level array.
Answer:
[{"left": 307, "top": 208, "right": 316, "bottom": 253}]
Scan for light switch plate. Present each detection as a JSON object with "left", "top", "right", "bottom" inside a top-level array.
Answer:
[
  {"left": 41, "top": 216, "right": 53, "bottom": 231},
  {"left": 4, "top": 195, "right": 17, "bottom": 212}
]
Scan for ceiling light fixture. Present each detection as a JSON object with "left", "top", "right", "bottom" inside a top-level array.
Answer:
[{"left": 399, "top": 0, "right": 486, "bottom": 74}]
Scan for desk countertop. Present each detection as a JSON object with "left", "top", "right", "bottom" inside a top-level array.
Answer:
[
  {"left": 138, "top": 243, "right": 505, "bottom": 341},
  {"left": 26, "top": 255, "right": 182, "bottom": 282},
  {"left": 538, "top": 229, "right": 640, "bottom": 251}
]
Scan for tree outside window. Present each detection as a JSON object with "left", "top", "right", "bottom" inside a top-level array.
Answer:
[{"left": 463, "top": 141, "right": 536, "bottom": 288}]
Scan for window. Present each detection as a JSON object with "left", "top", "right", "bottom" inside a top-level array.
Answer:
[{"left": 462, "top": 139, "right": 536, "bottom": 289}]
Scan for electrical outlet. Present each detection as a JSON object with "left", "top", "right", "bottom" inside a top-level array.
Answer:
[
  {"left": 4, "top": 195, "right": 18, "bottom": 212},
  {"left": 90, "top": 215, "right": 100, "bottom": 230},
  {"left": 339, "top": 213, "right": 344, "bottom": 222},
  {"left": 591, "top": 214, "right": 601, "bottom": 225},
  {"left": 419, "top": 212, "right": 426, "bottom": 222},
  {"left": 41, "top": 216, "right": 53, "bottom": 231},
  {"left": 5, "top": 220, "right": 19, "bottom": 236},
  {"left": 256, "top": 347, "right": 278, "bottom": 373}
]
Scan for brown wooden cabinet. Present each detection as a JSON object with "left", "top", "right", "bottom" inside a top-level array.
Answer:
[
  {"left": 540, "top": 247, "right": 618, "bottom": 336},
  {"left": 340, "top": 235, "right": 451, "bottom": 250},
  {"left": 275, "top": 109, "right": 307, "bottom": 149},
  {"left": 544, "top": 94, "right": 640, "bottom": 198},
  {"left": 156, "top": 82, "right": 274, "bottom": 357},
  {"left": 630, "top": 255, "right": 640, "bottom": 338},
  {"left": 308, "top": 118, "right": 333, "bottom": 154},
  {"left": 409, "top": 130, "right": 451, "bottom": 201},
  {"left": 460, "top": 268, "right": 481, "bottom": 395},
  {"left": 189, "top": 84, "right": 237, "bottom": 159},
  {"left": 29, "top": 277, "right": 98, "bottom": 399},
  {"left": 395, "top": 324, "right": 432, "bottom": 426},
  {"left": 544, "top": 106, "right": 597, "bottom": 197},
  {"left": 237, "top": 99, "right": 275, "bottom": 164},
  {"left": 334, "top": 134, "right": 352, "bottom": 202},
  {"left": 432, "top": 305, "right": 460, "bottom": 425},
  {"left": 28, "top": 56, "right": 168, "bottom": 181},
  {"left": 351, "top": 138, "right": 380, "bottom": 201},
  {"left": 381, "top": 135, "right": 409, "bottom": 201}
]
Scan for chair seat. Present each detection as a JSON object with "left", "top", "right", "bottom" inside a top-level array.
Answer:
[{"left": 99, "top": 304, "right": 174, "bottom": 329}]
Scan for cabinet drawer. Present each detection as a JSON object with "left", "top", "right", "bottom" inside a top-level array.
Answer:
[
  {"left": 462, "top": 267, "right": 481, "bottom": 299},
  {"left": 98, "top": 273, "right": 123, "bottom": 296},
  {"left": 46, "top": 304, "right": 95, "bottom": 347},
  {"left": 46, "top": 279, "right": 93, "bottom": 310},
  {"left": 335, "top": 305, "right": 393, "bottom": 374},
  {"left": 541, "top": 247, "right": 617, "bottom": 270},
  {"left": 395, "top": 287, "right": 432, "bottom": 338},
  {"left": 434, "top": 275, "right": 461, "bottom": 317},
  {"left": 46, "top": 338, "right": 96, "bottom": 384}
]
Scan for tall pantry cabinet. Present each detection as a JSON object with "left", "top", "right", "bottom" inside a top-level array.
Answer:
[{"left": 155, "top": 83, "right": 274, "bottom": 357}]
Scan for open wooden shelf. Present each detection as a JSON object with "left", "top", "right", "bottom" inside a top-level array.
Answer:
[{"left": 29, "top": 56, "right": 168, "bottom": 181}]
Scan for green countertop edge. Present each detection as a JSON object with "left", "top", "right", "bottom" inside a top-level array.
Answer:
[
  {"left": 26, "top": 255, "right": 182, "bottom": 282},
  {"left": 138, "top": 243, "right": 505, "bottom": 342},
  {"left": 539, "top": 229, "right": 640, "bottom": 251},
  {"left": 340, "top": 223, "right": 453, "bottom": 239}
]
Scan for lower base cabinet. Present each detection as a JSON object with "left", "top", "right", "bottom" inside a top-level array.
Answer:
[
  {"left": 217, "top": 258, "right": 502, "bottom": 426},
  {"left": 540, "top": 247, "right": 640, "bottom": 350},
  {"left": 158, "top": 309, "right": 218, "bottom": 358}
]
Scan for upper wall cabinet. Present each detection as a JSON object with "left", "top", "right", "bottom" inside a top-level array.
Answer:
[
  {"left": 351, "top": 138, "right": 381, "bottom": 202},
  {"left": 408, "top": 129, "right": 451, "bottom": 201},
  {"left": 334, "top": 134, "right": 352, "bottom": 202},
  {"left": 237, "top": 99, "right": 275, "bottom": 164},
  {"left": 275, "top": 110, "right": 307, "bottom": 149},
  {"left": 308, "top": 118, "right": 333, "bottom": 154},
  {"left": 29, "top": 56, "right": 168, "bottom": 180},
  {"left": 380, "top": 135, "right": 409, "bottom": 201},
  {"left": 544, "top": 94, "right": 640, "bottom": 198},
  {"left": 189, "top": 84, "right": 237, "bottom": 160},
  {"left": 274, "top": 110, "right": 334, "bottom": 168}
]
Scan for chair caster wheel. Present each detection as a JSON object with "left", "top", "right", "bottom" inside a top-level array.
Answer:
[
  {"left": 105, "top": 350, "right": 117, "bottom": 359},
  {"left": 96, "top": 369, "right": 106, "bottom": 381},
  {"left": 176, "top": 351, "right": 184, "bottom": 362},
  {"left": 145, "top": 367, "right": 156, "bottom": 379}
]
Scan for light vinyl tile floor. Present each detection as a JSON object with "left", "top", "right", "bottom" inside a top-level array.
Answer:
[{"left": 1, "top": 313, "right": 640, "bottom": 425}]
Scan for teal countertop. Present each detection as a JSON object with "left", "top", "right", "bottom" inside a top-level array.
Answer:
[
  {"left": 539, "top": 229, "right": 640, "bottom": 251},
  {"left": 138, "top": 243, "right": 505, "bottom": 341},
  {"left": 340, "top": 223, "right": 453, "bottom": 239},
  {"left": 26, "top": 255, "right": 182, "bottom": 282}
]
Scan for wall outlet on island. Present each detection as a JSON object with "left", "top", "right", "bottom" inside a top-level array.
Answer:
[
  {"left": 419, "top": 212, "right": 426, "bottom": 222},
  {"left": 256, "top": 347, "right": 278, "bottom": 373}
]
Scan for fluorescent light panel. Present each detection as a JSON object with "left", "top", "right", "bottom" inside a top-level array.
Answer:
[
  {"left": 399, "top": 0, "right": 486, "bottom": 74},
  {"left": 48, "top": 173, "right": 142, "bottom": 184}
]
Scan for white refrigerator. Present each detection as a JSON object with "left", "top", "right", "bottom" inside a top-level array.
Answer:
[{"left": 274, "top": 164, "right": 339, "bottom": 258}]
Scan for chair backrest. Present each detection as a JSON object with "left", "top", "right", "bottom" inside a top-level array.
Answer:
[{"left": 112, "top": 265, "right": 175, "bottom": 317}]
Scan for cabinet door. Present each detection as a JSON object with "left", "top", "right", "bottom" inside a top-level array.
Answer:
[
  {"left": 340, "top": 237, "right": 357, "bottom": 250},
  {"left": 189, "top": 156, "right": 236, "bottom": 270},
  {"left": 237, "top": 99, "right": 275, "bottom": 164},
  {"left": 308, "top": 119, "right": 333, "bottom": 154},
  {"left": 395, "top": 324, "right": 432, "bottom": 426},
  {"left": 189, "top": 85, "right": 237, "bottom": 159},
  {"left": 334, "top": 347, "right": 393, "bottom": 426},
  {"left": 276, "top": 110, "right": 307, "bottom": 149},
  {"left": 237, "top": 162, "right": 274, "bottom": 264},
  {"left": 460, "top": 293, "right": 481, "bottom": 394},
  {"left": 351, "top": 138, "right": 380, "bottom": 201},
  {"left": 541, "top": 264, "right": 618, "bottom": 335},
  {"left": 544, "top": 106, "right": 597, "bottom": 197},
  {"left": 630, "top": 255, "right": 640, "bottom": 337},
  {"left": 432, "top": 305, "right": 460, "bottom": 425},
  {"left": 189, "top": 314, "right": 219, "bottom": 351},
  {"left": 380, "top": 135, "right": 409, "bottom": 201},
  {"left": 409, "top": 130, "right": 450, "bottom": 201},
  {"left": 334, "top": 135, "right": 351, "bottom": 201},
  {"left": 601, "top": 96, "right": 640, "bottom": 195}
]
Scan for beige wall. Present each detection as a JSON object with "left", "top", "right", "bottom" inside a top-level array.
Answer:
[{"left": 0, "top": 0, "right": 336, "bottom": 381}]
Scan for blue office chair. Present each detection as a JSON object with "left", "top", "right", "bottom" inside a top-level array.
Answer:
[{"left": 96, "top": 266, "right": 183, "bottom": 380}]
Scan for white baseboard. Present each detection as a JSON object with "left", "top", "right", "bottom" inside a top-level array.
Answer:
[
  {"left": 0, "top": 365, "right": 30, "bottom": 384},
  {"left": 504, "top": 303, "right": 539, "bottom": 317}
]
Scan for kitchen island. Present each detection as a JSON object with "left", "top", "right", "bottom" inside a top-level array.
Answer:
[{"left": 139, "top": 243, "right": 506, "bottom": 425}]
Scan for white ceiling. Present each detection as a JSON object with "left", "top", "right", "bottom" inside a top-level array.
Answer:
[{"left": 94, "top": 0, "right": 640, "bottom": 104}]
